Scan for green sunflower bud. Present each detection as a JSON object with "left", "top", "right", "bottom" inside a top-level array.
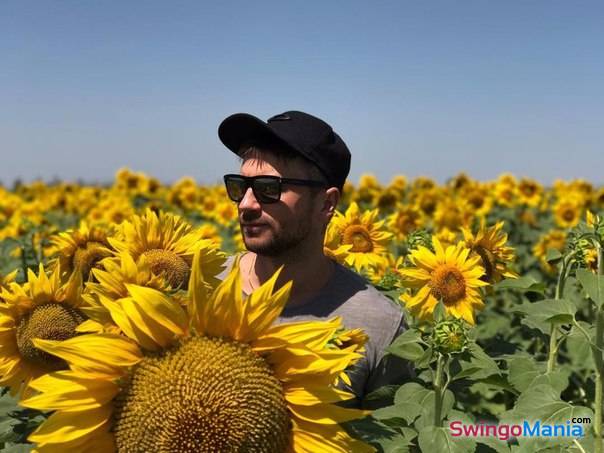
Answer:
[
  {"left": 431, "top": 319, "right": 468, "bottom": 355},
  {"left": 407, "top": 229, "right": 434, "bottom": 252},
  {"left": 376, "top": 269, "right": 401, "bottom": 291}
]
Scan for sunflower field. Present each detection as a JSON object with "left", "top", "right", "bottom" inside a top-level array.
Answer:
[{"left": 0, "top": 168, "right": 603, "bottom": 453}]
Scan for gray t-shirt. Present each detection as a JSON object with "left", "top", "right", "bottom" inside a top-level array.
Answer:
[{"left": 218, "top": 255, "right": 413, "bottom": 408}]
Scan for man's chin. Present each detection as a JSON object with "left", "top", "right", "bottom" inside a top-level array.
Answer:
[{"left": 243, "top": 238, "right": 284, "bottom": 257}]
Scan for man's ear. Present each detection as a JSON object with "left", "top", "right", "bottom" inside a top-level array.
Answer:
[{"left": 323, "top": 187, "right": 340, "bottom": 219}]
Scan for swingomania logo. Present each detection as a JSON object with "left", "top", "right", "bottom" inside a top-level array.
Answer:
[{"left": 449, "top": 418, "right": 591, "bottom": 441}]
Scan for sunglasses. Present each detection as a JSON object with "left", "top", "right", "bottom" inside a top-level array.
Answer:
[{"left": 223, "top": 174, "right": 327, "bottom": 204}]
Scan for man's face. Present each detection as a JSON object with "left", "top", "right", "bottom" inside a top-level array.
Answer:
[{"left": 237, "top": 152, "right": 320, "bottom": 256}]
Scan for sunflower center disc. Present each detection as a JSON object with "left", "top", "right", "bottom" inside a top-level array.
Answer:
[
  {"left": 562, "top": 208, "right": 575, "bottom": 222},
  {"left": 430, "top": 266, "right": 466, "bottom": 305},
  {"left": 141, "top": 249, "right": 190, "bottom": 289},
  {"left": 15, "top": 303, "right": 86, "bottom": 369},
  {"left": 113, "top": 336, "right": 291, "bottom": 453},
  {"left": 396, "top": 212, "right": 418, "bottom": 235},
  {"left": 73, "top": 241, "right": 111, "bottom": 280},
  {"left": 344, "top": 226, "right": 373, "bottom": 253},
  {"left": 474, "top": 246, "right": 496, "bottom": 283}
]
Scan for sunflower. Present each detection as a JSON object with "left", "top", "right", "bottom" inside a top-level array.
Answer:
[
  {"left": 460, "top": 183, "right": 493, "bottom": 218},
  {"left": 553, "top": 198, "right": 582, "bottom": 229},
  {"left": 447, "top": 173, "right": 472, "bottom": 192},
  {"left": 387, "top": 205, "right": 423, "bottom": 241},
  {"left": 533, "top": 229, "right": 567, "bottom": 273},
  {"left": 20, "top": 251, "right": 373, "bottom": 453},
  {"left": 0, "top": 269, "right": 18, "bottom": 290},
  {"left": 365, "top": 256, "right": 405, "bottom": 288},
  {"left": 413, "top": 188, "right": 441, "bottom": 216},
  {"left": 352, "top": 174, "right": 381, "bottom": 205},
  {"left": 0, "top": 264, "right": 86, "bottom": 396},
  {"left": 109, "top": 209, "right": 225, "bottom": 291},
  {"left": 81, "top": 252, "right": 179, "bottom": 332},
  {"left": 400, "top": 237, "right": 488, "bottom": 324},
  {"left": 387, "top": 175, "right": 407, "bottom": 195},
  {"left": 493, "top": 175, "right": 518, "bottom": 208},
  {"left": 86, "top": 193, "right": 135, "bottom": 227},
  {"left": 324, "top": 223, "right": 352, "bottom": 264},
  {"left": 461, "top": 221, "right": 517, "bottom": 284},
  {"left": 330, "top": 202, "right": 393, "bottom": 272},
  {"left": 517, "top": 178, "right": 542, "bottom": 207},
  {"left": 433, "top": 198, "right": 472, "bottom": 232},
  {"left": 593, "top": 188, "right": 604, "bottom": 209},
  {"left": 434, "top": 227, "right": 459, "bottom": 248},
  {"left": 49, "top": 222, "right": 114, "bottom": 282}
]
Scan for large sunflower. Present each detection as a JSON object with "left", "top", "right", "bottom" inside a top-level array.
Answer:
[
  {"left": 387, "top": 205, "right": 423, "bottom": 241},
  {"left": 49, "top": 222, "right": 114, "bottom": 282},
  {"left": 553, "top": 197, "right": 582, "bottom": 229},
  {"left": 323, "top": 223, "right": 352, "bottom": 264},
  {"left": 400, "top": 237, "right": 488, "bottom": 324},
  {"left": 21, "top": 251, "right": 373, "bottom": 453},
  {"left": 109, "top": 209, "right": 226, "bottom": 290},
  {"left": 331, "top": 202, "right": 393, "bottom": 272},
  {"left": 80, "top": 252, "right": 178, "bottom": 332},
  {"left": 517, "top": 178, "right": 543, "bottom": 207},
  {"left": 533, "top": 229, "right": 567, "bottom": 273},
  {"left": 0, "top": 264, "right": 86, "bottom": 396},
  {"left": 461, "top": 220, "right": 517, "bottom": 284}
]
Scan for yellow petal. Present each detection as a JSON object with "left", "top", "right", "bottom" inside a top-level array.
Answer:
[
  {"left": 28, "top": 405, "right": 112, "bottom": 445},
  {"left": 21, "top": 371, "right": 118, "bottom": 412},
  {"left": 238, "top": 268, "right": 292, "bottom": 341},
  {"left": 33, "top": 334, "right": 141, "bottom": 379},
  {"left": 290, "top": 402, "right": 369, "bottom": 424},
  {"left": 98, "top": 295, "right": 157, "bottom": 351},
  {"left": 124, "top": 284, "right": 187, "bottom": 346},
  {"left": 255, "top": 317, "right": 341, "bottom": 351},
  {"left": 285, "top": 385, "right": 355, "bottom": 406}
]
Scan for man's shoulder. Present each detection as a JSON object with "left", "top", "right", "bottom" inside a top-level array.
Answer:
[
  {"left": 326, "top": 263, "right": 405, "bottom": 360},
  {"left": 329, "top": 263, "right": 404, "bottom": 320},
  {"left": 216, "top": 254, "right": 238, "bottom": 281}
]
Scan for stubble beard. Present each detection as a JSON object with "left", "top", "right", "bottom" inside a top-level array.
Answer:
[{"left": 243, "top": 220, "right": 312, "bottom": 257}]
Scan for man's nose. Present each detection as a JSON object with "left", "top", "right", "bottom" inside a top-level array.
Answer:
[{"left": 238, "top": 187, "right": 261, "bottom": 212}]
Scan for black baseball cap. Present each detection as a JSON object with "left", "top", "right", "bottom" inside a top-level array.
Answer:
[{"left": 218, "top": 110, "right": 351, "bottom": 190}]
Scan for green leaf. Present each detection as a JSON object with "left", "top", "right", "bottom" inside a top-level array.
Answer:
[
  {"left": 507, "top": 357, "right": 568, "bottom": 393},
  {"left": 433, "top": 301, "right": 447, "bottom": 322},
  {"left": 386, "top": 329, "right": 425, "bottom": 362},
  {"left": 372, "top": 401, "right": 424, "bottom": 424},
  {"left": 515, "top": 299, "right": 576, "bottom": 334},
  {"left": 502, "top": 384, "right": 593, "bottom": 452},
  {"left": 343, "top": 417, "right": 411, "bottom": 452},
  {"left": 495, "top": 276, "right": 545, "bottom": 294},
  {"left": 545, "top": 248, "right": 563, "bottom": 263},
  {"left": 476, "top": 436, "right": 512, "bottom": 453},
  {"left": 576, "top": 268, "right": 604, "bottom": 307},
  {"left": 567, "top": 321, "right": 596, "bottom": 370},
  {"left": 418, "top": 425, "right": 476, "bottom": 453},
  {"left": 415, "top": 346, "right": 434, "bottom": 369},
  {"left": 393, "top": 382, "right": 455, "bottom": 430},
  {"left": 1, "top": 444, "right": 34, "bottom": 453},
  {"left": 453, "top": 342, "right": 501, "bottom": 381},
  {"left": 394, "top": 383, "right": 430, "bottom": 405},
  {"left": 363, "top": 385, "right": 399, "bottom": 402}
]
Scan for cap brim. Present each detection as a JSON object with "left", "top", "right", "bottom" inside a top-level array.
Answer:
[{"left": 218, "top": 113, "right": 291, "bottom": 156}]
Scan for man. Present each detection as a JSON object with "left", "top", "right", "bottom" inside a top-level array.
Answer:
[{"left": 217, "top": 110, "right": 412, "bottom": 408}]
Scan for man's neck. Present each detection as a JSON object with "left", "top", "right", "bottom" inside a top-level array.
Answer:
[{"left": 242, "top": 249, "right": 335, "bottom": 308}]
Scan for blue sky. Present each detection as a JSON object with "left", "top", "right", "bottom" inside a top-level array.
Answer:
[{"left": 1, "top": 1, "right": 603, "bottom": 186}]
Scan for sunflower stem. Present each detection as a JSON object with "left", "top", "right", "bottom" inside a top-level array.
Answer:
[
  {"left": 547, "top": 257, "right": 568, "bottom": 373},
  {"left": 20, "top": 244, "right": 28, "bottom": 282},
  {"left": 433, "top": 353, "right": 446, "bottom": 427},
  {"left": 593, "top": 244, "right": 603, "bottom": 453}
]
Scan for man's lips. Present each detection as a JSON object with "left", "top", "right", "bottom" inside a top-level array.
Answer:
[{"left": 241, "top": 223, "right": 268, "bottom": 233}]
